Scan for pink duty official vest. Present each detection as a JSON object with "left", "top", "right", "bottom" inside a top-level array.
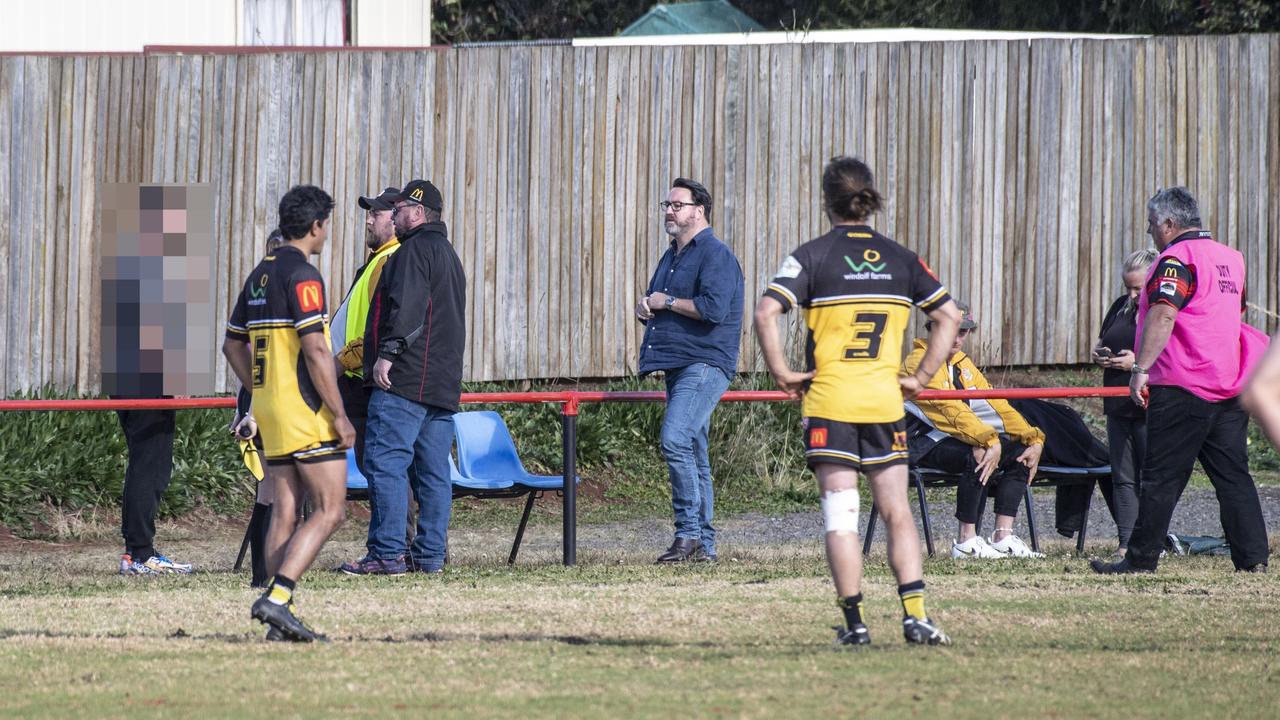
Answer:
[{"left": 1136, "top": 232, "right": 1268, "bottom": 402}]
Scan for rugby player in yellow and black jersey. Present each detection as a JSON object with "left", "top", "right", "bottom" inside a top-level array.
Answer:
[
  {"left": 754, "top": 157, "right": 961, "bottom": 647},
  {"left": 223, "top": 185, "right": 355, "bottom": 643}
]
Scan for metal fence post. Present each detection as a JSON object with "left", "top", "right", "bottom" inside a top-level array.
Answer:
[{"left": 561, "top": 395, "right": 579, "bottom": 566}]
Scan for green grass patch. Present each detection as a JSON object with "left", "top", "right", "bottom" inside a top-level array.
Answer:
[{"left": 0, "top": 530, "right": 1276, "bottom": 719}]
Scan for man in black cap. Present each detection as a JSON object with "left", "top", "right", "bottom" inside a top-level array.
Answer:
[
  {"left": 329, "top": 187, "right": 401, "bottom": 476},
  {"left": 347, "top": 179, "right": 467, "bottom": 575}
]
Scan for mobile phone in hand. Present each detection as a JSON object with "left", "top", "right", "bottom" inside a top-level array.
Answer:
[{"left": 1096, "top": 346, "right": 1114, "bottom": 358}]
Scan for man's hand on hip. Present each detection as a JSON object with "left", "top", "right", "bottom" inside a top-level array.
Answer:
[{"left": 770, "top": 368, "right": 815, "bottom": 400}]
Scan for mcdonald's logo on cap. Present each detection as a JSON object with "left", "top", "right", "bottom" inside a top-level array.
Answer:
[
  {"left": 296, "top": 280, "right": 323, "bottom": 313},
  {"left": 410, "top": 187, "right": 424, "bottom": 202}
]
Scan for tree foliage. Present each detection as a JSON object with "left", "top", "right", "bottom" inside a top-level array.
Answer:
[{"left": 432, "top": 0, "right": 1280, "bottom": 44}]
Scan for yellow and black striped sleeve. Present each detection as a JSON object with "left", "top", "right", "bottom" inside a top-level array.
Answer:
[
  {"left": 908, "top": 253, "right": 951, "bottom": 313},
  {"left": 226, "top": 288, "right": 250, "bottom": 341},
  {"left": 763, "top": 246, "right": 812, "bottom": 312}
]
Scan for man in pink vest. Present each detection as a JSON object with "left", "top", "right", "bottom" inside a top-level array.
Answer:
[{"left": 1092, "top": 187, "right": 1269, "bottom": 574}]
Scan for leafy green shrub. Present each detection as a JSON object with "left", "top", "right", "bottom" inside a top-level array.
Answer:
[{"left": 0, "top": 387, "right": 249, "bottom": 531}]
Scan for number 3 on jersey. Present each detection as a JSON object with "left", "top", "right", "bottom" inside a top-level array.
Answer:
[
  {"left": 252, "top": 336, "right": 269, "bottom": 387},
  {"left": 844, "top": 312, "right": 888, "bottom": 360}
]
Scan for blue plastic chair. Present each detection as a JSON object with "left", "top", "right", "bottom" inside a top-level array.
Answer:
[
  {"left": 452, "top": 411, "right": 572, "bottom": 490},
  {"left": 348, "top": 447, "right": 513, "bottom": 494},
  {"left": 452, "top": 410, "right": 578, "bottom": 563},
  {"left": 346, "top": 448, "right": 369, "bottom": 495}
]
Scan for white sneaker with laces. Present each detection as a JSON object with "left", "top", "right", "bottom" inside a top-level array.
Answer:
[
  {"left": 951, "top": 535, "right": 1006, "bottom": 559},
  {"left": 988, "top": 533, "right": 1045, "bottom": 559}
]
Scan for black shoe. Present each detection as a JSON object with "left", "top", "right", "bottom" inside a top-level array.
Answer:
[
  {"left": 655, "top": 538, "right": 701, "bottom": 563},
  {"left": 691, "top": 547, "right": 718, "bottom": 563},
  {"left": 265, "top": 625, "right": 285, "bottom": 641},
  {"left": 1090, "top": 558, "right": 1155, "bottom": 575},
  {"left": 902, "top": 616, "right": 951, "bottom": 646},
  {"left": 251, "top": 594, "right": 328, "bottom": 642},
  {"left": 834, "top": 624, "right": 871, "bottom": 646},
  {"left": 1238, "top": 563, "right": 1268, "bottom": 574}
]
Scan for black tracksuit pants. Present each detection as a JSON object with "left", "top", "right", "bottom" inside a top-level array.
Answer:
[
  {"left": 1127, "top": 386, "right": 1269, "bottom": 570},
  {"left": 920, "top": 436, "right": 1029, "bottom": 524},
  {"left": 116, "top": 409, "right": 176, "bottom": 561}
]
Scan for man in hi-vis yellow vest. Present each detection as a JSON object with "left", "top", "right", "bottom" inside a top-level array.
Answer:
[{"left": 331, "top": 187, "right": 401, "bottom": 472}]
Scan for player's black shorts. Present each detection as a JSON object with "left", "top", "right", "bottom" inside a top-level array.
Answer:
[
  {"left": 803, "top": 416, "right": 908, "bottom": 471},
  {"left": 265, "top": 440, "right": 345, "bottom": 467}
]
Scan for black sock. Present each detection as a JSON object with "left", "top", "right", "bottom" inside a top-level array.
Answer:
[
  {"left": 273, "top": 575, "right": 296, "bottom": 592},
  {"left": 248, "top": 502, "right": 272, "bottom": 587},
  {"left": 838, "top": 593, "right": 865, "bottom": 629}
]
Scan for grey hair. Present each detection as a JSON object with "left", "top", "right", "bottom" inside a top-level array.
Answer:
[
  {"left": 1122, "top": 248, "right": 1157, "bottom": 275},
  {"left": 1147, "top": 187, "right": 1201, "bottom": 229}
]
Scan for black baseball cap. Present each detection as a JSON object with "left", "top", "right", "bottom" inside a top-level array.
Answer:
[
  {"left": 393, "top": 179, "right": 443, "bottom": 212},
  {"left": 358, "top": 187, "right": 399, "bottom": 211},
  {"left": 926, "top": 301, "right": 978, "bottom": 330}
]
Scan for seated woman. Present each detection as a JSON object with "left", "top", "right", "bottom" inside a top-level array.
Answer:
[{"left": 902, "top": 303, "right": 1045, "bottom": 560}]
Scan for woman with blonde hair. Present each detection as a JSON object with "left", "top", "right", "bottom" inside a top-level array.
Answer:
[{"left": 1091, "top": 247, "right": 1158, "bottom": 557}]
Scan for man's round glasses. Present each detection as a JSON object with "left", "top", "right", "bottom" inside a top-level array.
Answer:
[
  {"left": 391, "top": 203, "right": 417, "bottom": 217},
  {"left": 659, "top": 201, "right": 698, "bottom": 212}
]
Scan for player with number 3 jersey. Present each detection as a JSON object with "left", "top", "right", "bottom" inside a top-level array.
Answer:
[{"left": 754, "top": 156, "right": 962, "bottom": 648}]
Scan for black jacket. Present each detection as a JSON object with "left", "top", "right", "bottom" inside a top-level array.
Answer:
[{"left": 363, "top": 220, "right": 467, "bottom": 411}]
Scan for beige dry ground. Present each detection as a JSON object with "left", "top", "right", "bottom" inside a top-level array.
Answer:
[{"left": 0, "top": 522, "right": 1277, "bottom": 719}]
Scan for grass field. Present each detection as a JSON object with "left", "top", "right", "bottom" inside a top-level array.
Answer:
[{"left": 1, "top": 521, "right": 1276, "bottom": 719}]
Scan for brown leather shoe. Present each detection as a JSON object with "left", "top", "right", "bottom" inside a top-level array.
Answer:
[{"left": 656, "top": 537, "right": 700, "bottom": 563}]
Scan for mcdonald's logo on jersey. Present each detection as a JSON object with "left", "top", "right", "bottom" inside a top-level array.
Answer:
[{"left": 296, "top": 280, "right": 324, "bottom": 313}]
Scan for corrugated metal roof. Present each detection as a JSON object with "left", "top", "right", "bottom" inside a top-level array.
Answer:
[{"left": 620, "top": 1, "right": 764, "bottom": 36}]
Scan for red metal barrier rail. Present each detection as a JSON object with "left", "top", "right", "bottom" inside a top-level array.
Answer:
[
  {"left": 0, "top": 385, "right": 1130, "bottom": 566},
  {"left": 0, "top": 386, "right": 1129, "bottom": 412}
]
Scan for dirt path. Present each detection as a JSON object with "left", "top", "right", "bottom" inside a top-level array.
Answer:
[{"left": 507, "top": 486, "right": 1280, "bottom": 559}]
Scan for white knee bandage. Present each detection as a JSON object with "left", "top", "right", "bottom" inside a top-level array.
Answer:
[{"left": 821, "top": 488, "right": 861, "bottom": 535}]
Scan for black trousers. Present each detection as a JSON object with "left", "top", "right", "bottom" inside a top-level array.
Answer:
[
  {"left": 1128, "top": 386, "right": 1269, "bottom": 570},
  {"left": 1106, "top": 414, "right": 1147, "bottom": 548},
  {"left": 337, "top": 372, "right": 370, "bottom": 473},
  {"left": 116, "top": 409, "right": 176, "bottom": 561},
  {"left": 920, "top": 436, "right": 1028, "bottom": 524}
]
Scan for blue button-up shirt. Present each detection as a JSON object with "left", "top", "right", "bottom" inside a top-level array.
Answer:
[{"left": 638, "top": 227, "right": 744, "bottom": 377}]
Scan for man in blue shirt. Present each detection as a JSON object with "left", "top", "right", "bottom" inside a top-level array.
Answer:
[{"left": 635, "top": 178, "right": 744, "bottom": 563}]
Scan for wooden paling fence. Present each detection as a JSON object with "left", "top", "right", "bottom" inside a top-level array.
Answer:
[{"left": 1, "top": 36, "right": 1277, "bottom": 396}]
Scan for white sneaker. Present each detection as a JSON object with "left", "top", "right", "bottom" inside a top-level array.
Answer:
[
  {"left": 988, "top": 533, "right": 1045, "bottom": 559},
  {"left": 951, "top": 535, "right": 1006, "bottom": 559}
]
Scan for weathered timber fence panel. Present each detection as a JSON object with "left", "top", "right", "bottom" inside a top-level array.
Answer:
[{"left": 0, "top": 36, "right": 1276, "bottom": 395}]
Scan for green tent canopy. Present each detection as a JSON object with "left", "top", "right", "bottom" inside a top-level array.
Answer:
[{"left": 620, "top": 1, "right": 765, "bottom": 36}]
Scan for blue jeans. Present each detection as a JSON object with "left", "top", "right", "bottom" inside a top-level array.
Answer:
[
  {"left": 661, "top": 363, "right": 731, "bottom": 555},
  {"left": 364, "top": 389, "right": 454, "bottom": 569}
]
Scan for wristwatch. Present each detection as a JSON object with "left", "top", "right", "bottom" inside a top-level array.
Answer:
[
  {"left": 1131, "top": 365, "right": 1149, "bottom": 375},
  {"left": 664, "top": 296, "right": 676, "bottom": 310}
]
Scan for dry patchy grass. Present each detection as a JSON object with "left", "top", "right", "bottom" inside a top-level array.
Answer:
[{"left": 0, "top": 527, "right": 1277, "bottom": 719}]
